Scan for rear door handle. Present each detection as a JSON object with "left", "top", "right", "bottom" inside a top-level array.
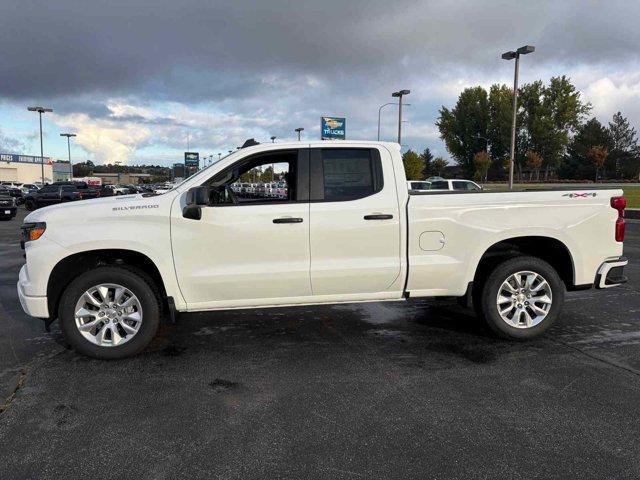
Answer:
[
  {"left": 364, "top": 214, "right": 393, "bottom": 220},
  {"left": 273, "top": 217, "right": 304, "bottom": 224}
]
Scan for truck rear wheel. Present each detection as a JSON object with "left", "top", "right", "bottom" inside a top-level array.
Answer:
[
  {"left": 475, "top": 256, "right": 564, "bottom": 340},
  {"left": 58, "top": 266, "right": 161, "bottom": 359}
]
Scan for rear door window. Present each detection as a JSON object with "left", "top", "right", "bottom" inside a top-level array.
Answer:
[{"left": 314, "top": 149, "right": 383, "bottom": 202}]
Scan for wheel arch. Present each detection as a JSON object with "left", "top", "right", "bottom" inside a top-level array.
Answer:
[
  {"left": 472, "top": 236, "right": 577, "bottom": 290},
  {"left": 47, "top": 249, "right": 168, "bottom": 319}
]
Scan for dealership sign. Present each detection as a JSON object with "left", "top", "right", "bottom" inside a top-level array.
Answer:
[
  {"left": 184, "top": 152, "right": 200, "bottom": 167},
  {"left": 321, "top": 116, "right": 346, "bottom": 140},
  {"left": 0, "top": 153, "right": 52, "bottom": 164}
]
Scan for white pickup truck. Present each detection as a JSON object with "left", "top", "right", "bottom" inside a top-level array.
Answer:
[{"left": 18, "top": 141, "right": 628, "bottom": 359}]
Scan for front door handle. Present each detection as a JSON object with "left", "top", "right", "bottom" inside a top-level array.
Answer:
[
  {"left": 273, "top": 217, "right": 304, "bottom": 224},
  {"left": 364, "top": 214, "right": 393, "bottom": 220}
]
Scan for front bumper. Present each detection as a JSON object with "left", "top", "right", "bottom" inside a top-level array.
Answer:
[
  {"left": 17, "top": 265, "right": 50, "bottom": 318},
  {"left": 595, "top": 256, "right": 628, "bottom": 289}
]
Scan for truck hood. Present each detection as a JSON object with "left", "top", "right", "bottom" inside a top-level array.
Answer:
[{"left": 23, "top": 193, "right": 173, "bottom": 224}]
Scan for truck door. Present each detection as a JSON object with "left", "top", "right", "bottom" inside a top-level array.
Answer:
[
  {"left": 171, "top": 148, "right": 312, "bottom": 306},
  {"left": 309, "top": 147, "right": 401, "bottom": 296}
]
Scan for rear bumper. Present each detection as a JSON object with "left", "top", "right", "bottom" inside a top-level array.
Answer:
[{"left": 595, "top": 256, "right": 628, "bottom": 289}]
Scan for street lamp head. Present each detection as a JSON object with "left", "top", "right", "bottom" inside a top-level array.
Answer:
[
  {"left": 60, "top": 133, "right": 77, "bottom": 138},
  {"left": 270, "top": 136, "right": 276, "bottom": 142},
  {"left": 501, "top": 51, "right": 517, "bottom": 60},
  {"left": 28, "top": 106, "right": 53, "bottom": 113},
  {"left": 295, "top": 127, "right": 304, "bottom": 133},
  {"left": 392, "top": 89, "right": 410, "bottom": 97},
  {"left": 517, "top": 45, "right": 535, "bottom": 55}
]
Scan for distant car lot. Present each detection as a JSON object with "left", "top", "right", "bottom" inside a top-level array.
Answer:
[{"left": 1, "top": 206, "right": 639, "bottom": 478}]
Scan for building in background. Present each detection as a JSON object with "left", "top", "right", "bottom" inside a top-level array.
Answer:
[
  {"left": 0, "top": 153, "right": 53, "bottom": 183},
  {"left": 53, "top": 161, "right": 73, "bottom": 182},
  {"left": 95, "top": 172, "right": 152, "bottom": 185}
]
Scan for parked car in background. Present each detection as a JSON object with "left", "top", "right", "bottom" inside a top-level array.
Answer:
[
  {"left": 428, "top": 179, "right": 482, "bottom": 191},
  {"left": 21, "top": 184, "right": 38, "bottom": 194},
  {"left": 0, "top": 193, "right": 17, "bottom": 220},
  {"left": 407, "top": 180, "right": 431, "bottom": 191},
  {"left": 52, "top": 181, "right": 101, "bottom": 200},
  {"left": 24, "top": 184, "right": 82, "bottom": 210},
  {"left": 0, "top": 185, "right": 25, "bottom": 205},
  {"left": 99, "top": 185, "right": 115, "bottom": 197}
]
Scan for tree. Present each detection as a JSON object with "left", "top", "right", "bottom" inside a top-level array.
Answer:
[
  {"left": 419, "top": 147, "right": 434, "bottom": 178},
  {"left": 432, "top": 157, "right": 448, "bottom": 176},
  {"left": 519, "top": 76, "right": 591, "bottom": 180},
  {"left": 562, "top": 118, "right": 612, "bottom": 180},
  {"left": 473, "top": 151, "right": 491, "bottom": 182},
  {"left": 608, "top": 111, "right": 639, "bottom": 179},
  {"left": 259, "top": 166, "right": 274, "bottom": 182},
  {"left": 402, "top": 150, "right": 424, "bottom": 180},
  {"left": 525, "top": 151, "right": 543, "bottom": 181},
  {"left": 588, "top": 146, "right": 608, "bottom": 181},
  {"left": 436, "top": 86, "right": 489, "bottom": 177},
  {"left": 487, "top": 84, "right": 514, "bottom": 179}
]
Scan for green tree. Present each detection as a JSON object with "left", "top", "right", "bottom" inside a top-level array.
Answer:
[
  {"left": 608, "top": 111, "right": 639, "bottom": 179},
  {"left": 259, "top": 166, "right": 274, "bottom": 182},
  {"left": 436, "top": 86, "right": 489, "bottom": 177},
  {"left": 432, "top": 157, "right": 448, "bottom": 176},
  {"left": 487, "top": 84, "right": 514, "bottom": 178},
  {"left": 419, "top": 147, "right": 434, "bottom": 177},
  {"left": 402, "top": 149, "right": 424, "bottom": 180},
  {"left": 473, "top": 151, "right": 491, "bottom": 182},
  {"left": 519, "top": 76, "right": 591, "bottom": 180},
  {"left": 562, "top": 118, "right": 612, "bottom": 180}
]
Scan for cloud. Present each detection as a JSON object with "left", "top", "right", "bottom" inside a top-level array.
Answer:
[
  {"left": 0, "top": 128, "right": 25, "bottom": 153},
  {"left": 1, "top": 0, "right": 640, "bottom": 164}
]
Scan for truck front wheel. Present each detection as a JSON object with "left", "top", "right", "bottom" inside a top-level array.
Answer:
[
  {"left": 476, "top": 256, "right": 564, "bottom": 340},
  {"left": 58, "top": 266, "right": 161, "bottom": 359}
]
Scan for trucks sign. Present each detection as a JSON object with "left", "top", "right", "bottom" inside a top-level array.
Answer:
[
  {"left": 184, "top": 152, "right": 200, "bottom": 167},
  {"left": 321, "top": 117, "right": 346, "bottom": 140}
]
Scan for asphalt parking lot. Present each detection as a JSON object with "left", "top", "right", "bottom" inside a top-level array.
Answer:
[{"left": 1, "top": 207, "right": 639, "bottom": 479}]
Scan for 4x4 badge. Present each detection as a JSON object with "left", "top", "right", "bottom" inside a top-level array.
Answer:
[{"left": 562, "top": 192, "right": 597, "bottom": 198}]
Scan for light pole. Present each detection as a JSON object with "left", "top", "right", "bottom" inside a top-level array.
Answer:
[
  {"left": 295, "top": 127, "right": 304, "bottom": 141},
  {"left": 270, "top": 136, "right": 276, "bottom": 143},
  {"left": 60, "top": 133, "right": 76, "bottom": 179},
  {"left": 28, "top": 106, "right": 53, "bottom": 185},
  {"left": 502, "top": 45, "right": 535, "bottom": 190},
  {"left": 218, "top": 153, "right": 222, "bottom": 161},
  {"left": 391, "top": 90, "right": 410, "bottom": 145},
  {"left": 377, "top": 103, "right": 395, "bottom": 141}
]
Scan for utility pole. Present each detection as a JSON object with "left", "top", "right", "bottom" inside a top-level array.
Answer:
[{"left": 28, "top": 106, "right": 53, "bottom": 185}]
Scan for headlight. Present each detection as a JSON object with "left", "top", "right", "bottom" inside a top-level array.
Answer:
[{"left": 21, "top": 222, "right": 47, "bottom": 243}]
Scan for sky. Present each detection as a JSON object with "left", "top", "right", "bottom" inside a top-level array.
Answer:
[{"left": 1, "top": 0, "right": 640, "bottom": 166}]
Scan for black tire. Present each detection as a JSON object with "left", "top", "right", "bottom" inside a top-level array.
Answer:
[
  {"left": 58, "top": 266, "right": 161, "bottom": 359},
  {"left": 474, "top": 256, "right": 564, "bottom": 340},
  {"left": 24, "top": 199, "right": 37, "bottom": 211}
]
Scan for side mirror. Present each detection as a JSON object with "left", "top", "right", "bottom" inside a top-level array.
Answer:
[{"left": 183, "top": 186, "right": 210, "bottom": 220}]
